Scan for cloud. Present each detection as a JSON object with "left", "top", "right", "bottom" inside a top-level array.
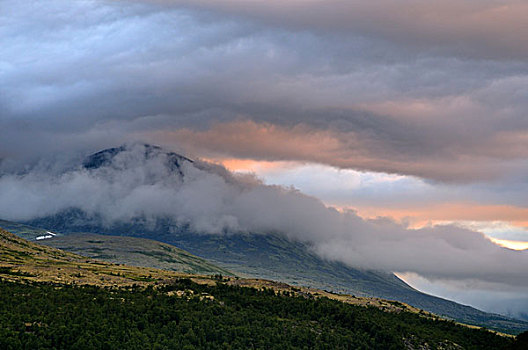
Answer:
[
  {"left": 398, "top": 272, "right": 528, "bottom": 321},
  {"left": 2, "top": 0, "right": 528, "bottom": 183},
  {"left": 218, "top": 159, "right": 528, "bottom": 231},
  {"left": 1, "top": 144, "right": 527, "bottom": 294},
  {"left": 165, "top": 0, "right": 528, "bottom": 60},
  {"left": 151, "top": 118, "right": 528, "bottom": 182}
]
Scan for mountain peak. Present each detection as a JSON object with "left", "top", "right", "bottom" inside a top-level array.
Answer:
[{"left": 82, "top": 144, "right": 193, "bottom": 175}]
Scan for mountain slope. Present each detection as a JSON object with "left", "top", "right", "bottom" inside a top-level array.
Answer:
[
  {"left": 0, "top": 227, "right": 189, "bottom": 286},
  {"left": 126, "top": 228, "right": 528, "bottom": 334},
  {"left": 0, "top": 226, "right": 441, "bottom": 316},
  {"left": 39, "top": 233, "right": 232, "bottom": 276},
  {"left": 0, "top": 219, "right": 61, "bottom": 242}
]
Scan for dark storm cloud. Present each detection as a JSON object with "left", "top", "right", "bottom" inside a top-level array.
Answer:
[
  {"left": 2, "top": 0, "right": 528, "bottom": 182},
  {"left": 4, "top": 1, "right": 528, "bottom": 181},
  {"left": 165, "top": 0, "right": 528, "bottom": 60}
]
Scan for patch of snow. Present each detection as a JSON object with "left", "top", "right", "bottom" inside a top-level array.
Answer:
[{"left": 36, "top": 235, "right": 53, "bottom": 240}]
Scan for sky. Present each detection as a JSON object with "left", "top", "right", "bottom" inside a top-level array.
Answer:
[{"left": 1, "top": 0, "right": 528, "bottom": 318}]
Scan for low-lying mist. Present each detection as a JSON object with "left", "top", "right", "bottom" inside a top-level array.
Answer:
[{"left": 1, "top": 144, "right": 527, "bottom": 315}]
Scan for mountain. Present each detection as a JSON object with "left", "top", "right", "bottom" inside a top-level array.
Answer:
[
  {"left": 82, "top": 144, "right": 192, "bottom": 176},
  {"left": 15, "top": 144, "right": 528, "bottom": 334}
]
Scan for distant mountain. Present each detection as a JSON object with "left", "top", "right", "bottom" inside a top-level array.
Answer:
[
  {"left": 14, "top": 144, "right": 528, "bottom": 334},
  {"left": 82, "top": 144, "right": 192, "bottom": 177}
]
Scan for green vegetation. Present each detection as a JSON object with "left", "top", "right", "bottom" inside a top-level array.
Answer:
[
  {"left": 506, "top": 330, "right": 528, "bottom": 349},
  {"left": 0, "top": 278, "right": 514, "bottom": 349}
]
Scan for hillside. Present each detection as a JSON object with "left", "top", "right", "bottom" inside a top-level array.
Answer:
[
  {"left": 0, "top": 225, "right": 422, "bottom": 314},
  {"left": 0, "top": 226, "right": 422, "bottom": 315},
  {"left": 0, "top": 219, "right": 61, "bottom": 242},
  {"left": 39, "top": 233, "right": 232, "bottom": 276},
  {"left": 0, "top": 227, "right": 189, "bottom": 287},
  {"left": 0, "top": 228, "right": 520, "bottom": 349},
  {"left": 0, "top": 220, "right": 231, "bottom": 276}
]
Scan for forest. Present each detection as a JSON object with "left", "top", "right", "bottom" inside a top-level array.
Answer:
[{"left": 0, "top": 278, "right": 523, "bottom": 349}]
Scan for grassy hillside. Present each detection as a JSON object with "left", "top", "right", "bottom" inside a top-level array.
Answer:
[
  {"left": 39, "top": 233, "right": 232, "bottom": 276},
  {"left": 0, "top": 219, "right": 60, "bottom": 241},
  {"left": 0, "top": 227, "right": 192, "bottom": 287},
  {"left": 0, "top": 227, "right": 421, "bottom": 315}
]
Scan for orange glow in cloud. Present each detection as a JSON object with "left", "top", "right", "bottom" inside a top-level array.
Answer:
[
  {"left": 149, "top": 119, "right": 517, "bottom": 182},
  {"left": 155, "top": 120, "right": 348, "bottom": 164},
  {"left": 352, "top": 203, "right": 528, "bottom": 229},
  {"left": 206, "top": 158, "right": 297, "bottom": 173},
  {"left": 348, "top": 204, "right": 528, "bottom": 250},
  {"left": 489, "top": 238, "right": 528, "bottom": 251},
  {"left": 153, "top": 119, "right": 441, "bottom": 177}
]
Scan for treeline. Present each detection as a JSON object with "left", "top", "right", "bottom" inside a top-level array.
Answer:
[{"left": 0, "top": 278, "right": 517, "bottom": 349}]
